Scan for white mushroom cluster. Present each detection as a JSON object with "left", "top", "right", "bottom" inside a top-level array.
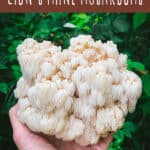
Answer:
[{"left": 14, "top": 35, "right": 142, "bottom": 146}]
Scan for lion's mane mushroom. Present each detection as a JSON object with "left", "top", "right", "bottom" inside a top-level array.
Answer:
[{"left": 14, "top": 35, "right": 142, "bottom": 146}]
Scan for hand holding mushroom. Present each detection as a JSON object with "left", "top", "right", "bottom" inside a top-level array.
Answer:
[{"left": 14, "top": 35, "right": 142, "bottom": 146}]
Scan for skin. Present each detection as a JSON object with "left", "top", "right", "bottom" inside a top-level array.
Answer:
[{"left": 9, "top": 104, "right": 113, "bottom": 150}]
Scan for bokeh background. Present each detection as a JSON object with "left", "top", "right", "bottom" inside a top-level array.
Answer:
[{"left": 0, "top": 13, "right": 150, "bottom": 150}]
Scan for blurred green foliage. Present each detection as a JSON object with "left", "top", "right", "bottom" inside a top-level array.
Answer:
[{"left": 0, "top": 13, "right": 150, "bottom": 150}]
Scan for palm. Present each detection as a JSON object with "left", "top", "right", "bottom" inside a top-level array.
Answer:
[{"left": 9, "top": 104, "right": 113, "bottom": 150}]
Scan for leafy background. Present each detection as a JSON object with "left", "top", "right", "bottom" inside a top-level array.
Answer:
[{"left": 0, "top": 13, "right": 150, "bottom": 150}]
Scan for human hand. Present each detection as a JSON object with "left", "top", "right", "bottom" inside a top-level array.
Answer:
[
  {"left": 9, "top": 104, "right": 56, "bottom": 150},
  {"left": 9, "top": 104, "right": 113, "bottom": 150},
  {"left": 53, "top": 133, "right": 113, "bottom": 150}
]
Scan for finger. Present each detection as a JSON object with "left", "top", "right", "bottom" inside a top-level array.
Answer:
[
  {"left": 9, "top": 104, "right": 29, "bottom": 132},
  {"left": 102, "top": 134, "right": 114, "bottom": 146},
  {"left": 9, "top": 104, "right": 57, "bottom": 150},
  {"left": 93, "top": 134, "right": 114, "bottom": 150},
  {"left": 9, "top": 104, "right": 31, "bottom": 144},
  {"left": 9, "top": 104, "right": 20, "bottom": 129}
]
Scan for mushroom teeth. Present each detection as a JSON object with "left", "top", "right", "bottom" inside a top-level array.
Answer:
[{"left": 14, "top": 35, "right": 142, "bottom": 146}]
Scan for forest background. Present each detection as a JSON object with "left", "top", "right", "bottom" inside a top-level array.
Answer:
[{"left": 0, "top": 13, "right": 150, "bottom": 150}]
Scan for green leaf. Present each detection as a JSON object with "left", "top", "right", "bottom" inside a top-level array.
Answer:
[
  {"left": 113, "top": 17, "right": 129, "bottom": 33},
  {"left": 122, "top": 121, "right": 138, "bottom": 138},
  {"left": 142, "top": 74, "right": 150, "bottom": 96},
  {"left": 71, "top": 13, "right": 90, "bottom": 30},
  {"left": 34, "top": 19, "right": 52, "bottom": 38},
  {"left": 0, "top": 83, "right": 8, "bottom": 94},
  {"left": 143, "top": 54, "right": 150, "bottom": 68},
  {"left": 92, "top": 23, "right": 112, "bottom": 40},
  {"left": 114, "top": 130, "right": 125, "bottom": 144},
  {"left": 133, "top": 13, "right": 148, "bottom": 30},
  {"left": 11, "top": 65, "right": 21, "bottom": 80},
  {"left": 8, "top": 40, "right": 22, "bottom": 53},
  {"left": 7, "top": 54, "right": 17, "bottom": 62},
  {"left": 77, "top": 13, "right": 90, "bottom": 21},
  {"left": 141, "top": 100, "right": 150, "bottom": 115},
  {"left": 1, "top": 82, "right": 17, "bottom": 113},
  {"left": 112, "top": 35, "right": 123, "bottom": 43},
  {"left": 24, "top": 13, "right": 36, "bottom": 24},
  {"left": 0, "top": 64, "right": 7, "bottom": 70},
  {"left": 127, "top": 59, "right": 145, "bottom": 71}
]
